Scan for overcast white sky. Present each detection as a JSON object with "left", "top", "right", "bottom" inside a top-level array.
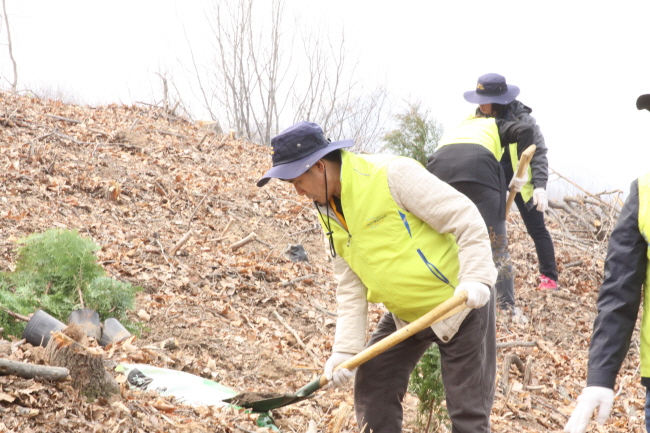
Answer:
[{"left": 1, "top": 0, "right": 649, "bottom": 197}]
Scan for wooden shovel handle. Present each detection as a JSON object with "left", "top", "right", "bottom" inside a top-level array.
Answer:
[
  {"left": 318, "top": 291, "right": 469, "bottom": 386},
  {"left": 505, "top": 144, "right": 536, "bottom": 217}
]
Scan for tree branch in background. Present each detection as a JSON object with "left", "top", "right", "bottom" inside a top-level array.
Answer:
[
  {"left": 2, "top": 0, "right": 18, "bottom": 91},
  {"left": 190, "top": 0, "right": 389, "bottom": 148}
]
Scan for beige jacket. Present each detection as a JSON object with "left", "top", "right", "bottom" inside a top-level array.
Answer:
[{"left": 331, "top": 157, "right": 497, "bottom": 354}]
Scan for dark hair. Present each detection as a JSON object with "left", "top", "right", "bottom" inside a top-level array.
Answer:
[
  {"left": 321, "top": 149, "right": 342, "bottom": 163},
  {"left": 474, "top": 103, "right": 510, "bottom": 119}
]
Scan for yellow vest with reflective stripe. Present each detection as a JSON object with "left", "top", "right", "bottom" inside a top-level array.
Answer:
[
  {"left": 507, "top": 143, "right": 534, "bottom": 203},
  {"left": 463, "top": 112, "right": 535, "bottom": 202},
  {"left": 638, "top": 173, "right": 650, "bottom": 376},
  {"left": 320, "top": 151, "right": 459, "bottom": 323},
  {"left": 437, "top": 118, "right": 503, "bottom": 160}
]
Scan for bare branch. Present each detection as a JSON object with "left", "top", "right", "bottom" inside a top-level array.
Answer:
[{"left": 2, "top": 0, "right": 18, "bottom": 91}]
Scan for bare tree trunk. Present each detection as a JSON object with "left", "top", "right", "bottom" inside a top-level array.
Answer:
[{"left": 2, "top": 0, "right": 18, "bottom": 91}]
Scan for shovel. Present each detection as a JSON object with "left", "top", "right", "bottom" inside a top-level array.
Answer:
[{"left": 223, "top": 290, "right": 469, "bottom": 412}]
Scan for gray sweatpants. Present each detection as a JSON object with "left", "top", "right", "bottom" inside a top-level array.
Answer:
[{"left": 354, "top": 290, "right": 496, "bottom": 433}]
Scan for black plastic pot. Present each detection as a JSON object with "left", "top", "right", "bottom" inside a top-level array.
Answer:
[
  {"left": 22, "top": 309, "right": 67, "bottom": 347},
  {"left": 99, "top": 318, "right": 131, "bottom": 347},
  {"left": 67, "top": 308, "right": 102, "bottom": 341}
]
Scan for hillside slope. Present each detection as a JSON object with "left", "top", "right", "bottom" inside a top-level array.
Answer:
[{"left": 0, "top": 92, "right": 644, "bottom": 432}]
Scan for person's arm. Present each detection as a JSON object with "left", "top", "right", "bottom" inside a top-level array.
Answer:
[
  {"left": 388, "top": 158, "right": 497, "bottom": 287},
  {"left": 331, "top": 255, "right": 368, "bottom": 354},
  {"left": 495, "top": 118, "right": 535, "bottom": 158},
  {"left": 587, "top": 180, "right": 647, "bottom": 389},
  {"left": 510, "top": 103, "right": 549, "bottom": 189}
]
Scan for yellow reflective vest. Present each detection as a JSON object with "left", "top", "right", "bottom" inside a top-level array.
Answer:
[
  {"left": 463, "top": 114, "right": 535, "bottom": 202},
  {"left": 437, "top": 118, "right": 503, "bottom": 160},
  {"left": 318, "top": 151, "right": 459, "bottom": 323},
  {"left": 638, "top": 173, "right": 650, "bottom": 376}
]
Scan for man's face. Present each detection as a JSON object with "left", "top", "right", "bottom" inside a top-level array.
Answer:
[{"left": 287, "top": 164, "right": 328, "bottom": 205}]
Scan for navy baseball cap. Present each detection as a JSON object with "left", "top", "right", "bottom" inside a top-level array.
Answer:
[
  {"left": 464, "top": 73, "right": 521, "bottom": 105},
  {"left": 256, "top": 121, "right": 353, "bottom": 187},
  {"left": 637, "top": 94, "right": 650, "bottom": 111}
]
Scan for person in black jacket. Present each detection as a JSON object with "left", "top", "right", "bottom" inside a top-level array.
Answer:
[
  {"left": 564, "top": 94, "right": 650, "bottom": 433},
  {"left": 427, "top": 113, "right": 535, "bottom": 323},
  {"left": 464, "top": 73, "right": 559, "bottom": 290}
]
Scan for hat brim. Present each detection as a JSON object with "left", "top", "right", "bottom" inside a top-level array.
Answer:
[
  {"left": 463, "top": 85, "right": 520, "bottom": 105},
  {"left": 256, "top": 139, "right": 354, "bottom": 187},
  {"left": 637, "top": 94, "right": 650, "bottom": 111}
]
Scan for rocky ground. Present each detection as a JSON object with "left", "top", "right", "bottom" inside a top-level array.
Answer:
[{"left": 0, "top": 92, "right": 645, "bottom": 432}]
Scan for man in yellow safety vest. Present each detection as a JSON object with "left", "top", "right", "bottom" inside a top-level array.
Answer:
[{"left": 257, "top": 121, "right": 498, "bottom": 432}]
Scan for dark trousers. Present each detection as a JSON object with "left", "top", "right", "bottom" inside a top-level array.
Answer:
[
  {"left": 502, "top": 163, "right": 558, "bottom": 282},
  {"left": 354, "top": 290, "right": 496, "bottom": 433},
  {"left": 512, "top": 193, "right": 558, "bottom": 281},
  {"left": 451, "top": 182, "right": 514, "bottom": 309}
]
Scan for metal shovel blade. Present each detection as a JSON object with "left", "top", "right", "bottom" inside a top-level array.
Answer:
[{"left": 223, "top": 376, "right": 321, "bottom": 412}]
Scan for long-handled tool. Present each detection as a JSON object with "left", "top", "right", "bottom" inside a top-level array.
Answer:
[
  {"left": 223, "top": 291, "right": 469, "bottom": 412},
  {"left": 505, "top": 144, "right": 536, "bottom": 218}
]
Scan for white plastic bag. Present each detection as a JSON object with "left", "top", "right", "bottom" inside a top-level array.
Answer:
[{"left": 117, "top": 363, "right": 238, "bottom": 407}]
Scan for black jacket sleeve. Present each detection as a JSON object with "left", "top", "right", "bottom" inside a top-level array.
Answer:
[
  {"left": 509, "top": 101, "right": 550, "bottom": 189},
  {"left": 495, "top": 118, "right": 535, "bottom": 159},
  {"left": 587, "top": 180, "right": 648, "bottom": 389}
]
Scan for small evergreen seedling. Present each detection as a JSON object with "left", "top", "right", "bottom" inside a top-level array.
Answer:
[
  {"left": 0, "top": 229, "right": 141, "bottom": 337},
  {"left": 409, "top": 345, "right": 450, "bottom": 432}
]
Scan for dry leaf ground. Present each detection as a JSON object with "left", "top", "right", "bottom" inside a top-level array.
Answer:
[{"left": 0, "top": 92, "right": 645, "bottom": 432}]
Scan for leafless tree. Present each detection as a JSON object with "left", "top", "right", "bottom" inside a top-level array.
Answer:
[
  {"left": 1, "top": 0, "right": 18, "bottom": 91},
  {"left": 319, "top": 85, "right": 391, "bottom": 154},
  {"left": 189, "top": 0, "right": 390, "bottom": 147},
  {"left": 289, "top": 25, "right": 391, "bottom": 152},
  {"left": 196, "top": 0, "right": 288, "bottom": 144}
]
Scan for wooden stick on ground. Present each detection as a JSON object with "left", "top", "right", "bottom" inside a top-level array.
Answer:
[
  {"left": 280, "top": 273, "right": 318, "bottom": 287},
  {"left": 186, "top": 185, "right": 215, "bottom": 231},
  {"left": 230, "top": 232, "right": 257, "bottom": 251},
  {"left": 0, "top": 359, "right": 69, "bottom": 380},
  {"left": 1, "top": 306, "right": 29, "bottom": 322},
  {"left": 496, "top": 341, "right": 538, "bottom": 349},
  {"left": 220, "top": 218, "right": 234, "bottom": 238},
  {"left": 169, "top": 230, "right": 192, "bottom": 256},
  {"left": 272, "top": 310, "right": 319, "bottom": 362}
]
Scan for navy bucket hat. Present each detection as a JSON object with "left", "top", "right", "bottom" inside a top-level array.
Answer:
[
  {"left": 637, "top": 94, "right": 650, "bottom": 111},
  {"left": 464, "top": 73, "right": 520, "bottom": 105},
  {"left": 256, "top": 121, "right": 353, "bottom": 187}
]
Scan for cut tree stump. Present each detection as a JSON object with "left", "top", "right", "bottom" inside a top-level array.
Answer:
[{"left": 45, "top": 331, "right": 120, "bottom": 400}]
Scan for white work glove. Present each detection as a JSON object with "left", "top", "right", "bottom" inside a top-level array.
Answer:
[
  {"left": 533, "top": 187, "right": 548, "bottom": 212},
  {"left": 455, "top": 282, "right": 490, "bottom": 309},
  {"left": 509, "top": 175, "right": 528, "bottom": 192},
  {"left": 564, "top": 386, "right": 615, "bottom": 433},
  {"left": 324, "top": 352, "right": 356, "bottom": 387}
]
